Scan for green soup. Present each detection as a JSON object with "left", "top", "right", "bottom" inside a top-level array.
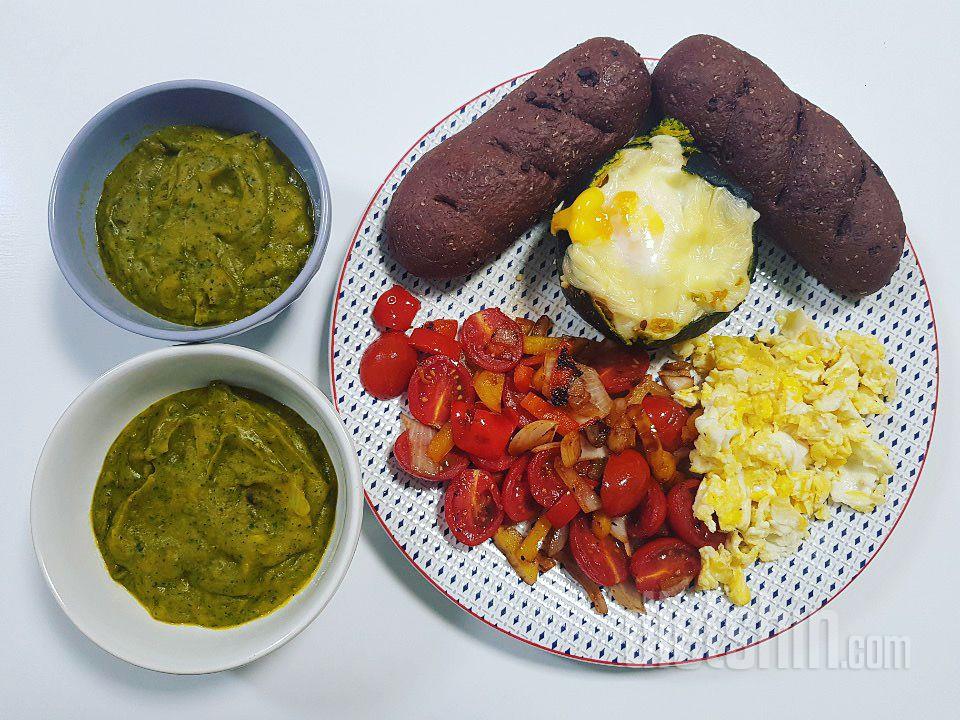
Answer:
[
  {"left": 96, "top": 126, "right": 314, "bottom": 326},
  {"left": 91, "top": 382, "right": 337, "bottom": 628}
]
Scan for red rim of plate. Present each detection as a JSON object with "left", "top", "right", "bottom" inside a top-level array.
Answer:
[{"left": 328, "top": 64, "right": 940, "bottom": 667}]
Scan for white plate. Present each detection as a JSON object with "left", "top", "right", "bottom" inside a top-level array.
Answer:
[
  {"left": 330, "top": 66, "right": 939, "bottom": 666},
  {"left": 32, "top": 344, "right": 364, "bottom": 673}
]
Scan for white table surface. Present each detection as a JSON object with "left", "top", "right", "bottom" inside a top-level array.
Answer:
[{"left": 3, "top": 1, "right": 958, "bottom": 717}]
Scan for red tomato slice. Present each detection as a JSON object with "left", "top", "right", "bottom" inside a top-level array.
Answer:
[
  {"left": 469, "top": 452, "right": 514, "bottom": 472},
  {"left": 628, "top": 480, "right": 667, "bottom": 541},
  {"left": 600, "top": 448, "right": 652, "bottom": 517},
  {"left": 421, "top": 318, "right": 458, "bottom": 338},
  {"left": 407, "top": 355, "right": 475, "bottom": 427},
  {"left": 450, "top": 401, "right": 516, "bottom": 460},
  {"left": 568, "top": 516, "right": 629, "bottom": 586},
  {"left": 666, "top": 479, "right": 727, "bottom": 549},
  {"left": 409, "top": 326, "right": 462, "bottom": 359},
  {"left": 460, "top": 308, "right": 523, "bottom": 372},
  {"left": 640, "top": 395, "right": 689, "bottom": 452},
  {"left": 501, "top": 456, "right": 539, "bottom": 523},
  {"left": 526, "top": 448, "right": 568, "bottom": 508},
  {"left": 444, "top": 469, "right": 504, "bottom": 546},
  {"left": 360, "top": 332, "right": 419, "bottom": 399},
  {"left": 630, "top": 537, "right": 701, "bottom": 599},
  {"left": 545, "top": 492, "right": 580, "bottom": 527},
  {"left": 372, "top": 285, "right": 420, "bottom": 330},
  {"left": 578, "top": 342, "right": 651, "bottom": 395},
  {"left": 501, "top": 378, "right": 535, "bottom": 428},
  {"left": 393, "top": 431, "right": 469, "bottom": 482}
]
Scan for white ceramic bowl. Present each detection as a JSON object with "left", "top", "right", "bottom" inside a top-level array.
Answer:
[{"left": 31, "top": 344, "right": 362, "bottom": 674}]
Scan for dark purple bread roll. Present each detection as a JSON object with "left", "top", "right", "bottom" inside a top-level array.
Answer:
[
  {"left": 652, "top": 35, "right": 904, "bottom": 297},
  {"left": 386, "top": 37, "right": 652, "bottom": 279}
]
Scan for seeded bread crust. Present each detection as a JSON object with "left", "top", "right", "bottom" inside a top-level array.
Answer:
[
  {"left": 387, "top": 37, "right": 652, "bottom": 279},
  {"left": 652, "top": 34, "right": 904, "bottom": 296}
]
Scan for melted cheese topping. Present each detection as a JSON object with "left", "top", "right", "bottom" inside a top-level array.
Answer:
[{"left": 555, "top": 135, "right": 758, "bottom": 342}]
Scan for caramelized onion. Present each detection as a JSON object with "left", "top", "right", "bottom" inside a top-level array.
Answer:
[
  {"left": 401, "top": 415, "right": 440, "bottom": 476},
  {"left": 508, "top": 419, "right": 557, "bottom": 455},
  {"left": 609, "top": 515, "right": 629, "bottom": 545},
  {"left": 530, "top": 315, "right": 553, "bottom": 337},
  {"left": 583, "top": 421, "right": 610, "bottom": 448},
  {"left": 609, "top": 581, "right": 646, "bottom": 613},
  {"left": 625, "top": 377, "right": 670, "bottom": 406},
  {"left": 554, "top": 458, "right": 602, "bottom": 513},
  {"left": 568, "top": 364, "right": 613, "bottom": 420},
  {"left": 558, "top": 549, "right": 608, "bottom": 615},
  {"left": 545, "top": 525, "right": 569, "bottom": 557},
  {"left": 560, "top": 431, "right": 582, "bottom": 467}
]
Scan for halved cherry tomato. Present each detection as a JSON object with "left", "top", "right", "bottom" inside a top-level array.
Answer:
[
  {"left": 628, "top": 480, "right": 667, "bottom": 541},
  {"left": 600, "top": 448, "right": 652, "bottom": 517},
  {"left": 526, "top": 448, "right": 568, "bottom": 508},
  {"left": 393, "top": 431, "right": 469, "bottom": 482},
  {"left": 372, "top": 285, "right": 420, "bottom": 330},
  {"left": 469, "top": 451, "right": 514, "bottom": 472},
  {"left": 641, "top": 395, "right": 689, "bottom": 452},
  {"left": 461, "top": 308, "right": 523, "bottom": 372},
  {"left": 545, "top": 492, "right": 580, "bottom": 527},
  {"left": 450, "top": 401, "right": 515, "bottom": 460},
  {"left": 409, "top": 327, "right": 462, "bottom": 359},
  {"left": 421, "top": 318, "right": 458, "bottom": 338},
  {"left": 568, "top": 516, "right": 629, "bottom": 586},
  {"left": 502, "top": 456, "right": 539, "bottom": 523},
  {"left": 360, "top": 332, "right": 418, "bottom": 399},
  {"left": 579, "top": 343, "right": 651, "bottom": 395},
  {"left": 444, "top": 469, "right": 504, "bottom": 546},
  {"left": 667, "top": 478, "right": 727, "bottom": 549},
  {"left": 630, "top": 537, "right": 701, "bottom": 599},
  {"left": 407, "top": 355, "right": 474, "bottom": 427}
]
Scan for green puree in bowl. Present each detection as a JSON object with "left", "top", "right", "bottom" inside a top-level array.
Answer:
[
  {"left": 91, "top": 382, "right": 337, "bottom": 628},
  {"left": 96, "top": 126, "right": 314, "bottom": 326}
]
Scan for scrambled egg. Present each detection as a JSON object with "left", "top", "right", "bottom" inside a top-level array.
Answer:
[{"left": 672, "top": 311, "right": 896, "bottom": 606}]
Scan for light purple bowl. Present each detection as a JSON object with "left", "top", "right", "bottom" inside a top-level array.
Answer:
[{"left": 49, "top": 80, "right": 332, "bottom": 342}]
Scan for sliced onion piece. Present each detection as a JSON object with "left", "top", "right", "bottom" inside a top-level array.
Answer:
[
  {"left": 578, "top": 441, "right": 608, "bottom": 461},
  {"left": 530, "top": 315, "right": 553, "bottom": 337},
  {"left": 582, "top": 421, "right": 609, "bottom": 448},
  {"left": 541, "top": 349, "right": 558, "bottom": 390},
  {"left": 609, "top": 515, "right": 629, "bottom": 545},
  {"left": 558, "top": 548, "right": 608, "bottom": 615},
  {"left": 662, "top": 374, "right": 694, "bottom": 393},
  {"left": 625, "top": 377, "right": 670, "bottom": 406},
  {"left": 560, "top": 431, "right": 582, "bottom": 467},
  {"left": 568, "top": 363, "right": 612, "bottom": 421},
  {"left": 402, "top": 415, "right": 440, "bottom": 476},
  {"left": 545, "top": 525, "right": 568, "bottom": 557},
  {"left": 530, "top": 441, "right": 562, "bottom": 454},
  {"left": 554, "top": 458, "right": 602, "bottom": 513},
  {"left": 508, "top": 419, "right": 557, "bottom": 455},
  {"left": 609, "top": 581, "right": 646, "bottom": 613}
]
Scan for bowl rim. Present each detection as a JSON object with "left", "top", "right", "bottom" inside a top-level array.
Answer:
[
  {"left": 48, "top": 78, "right": 333, "bottom": 342},
  {"left": 30, "top": 343, "right": 363, "bottom": 674}
]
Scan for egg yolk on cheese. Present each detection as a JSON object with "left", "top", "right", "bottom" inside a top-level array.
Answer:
[{"left": 553, "top": 134, "right": 758, "bottom": 343}]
